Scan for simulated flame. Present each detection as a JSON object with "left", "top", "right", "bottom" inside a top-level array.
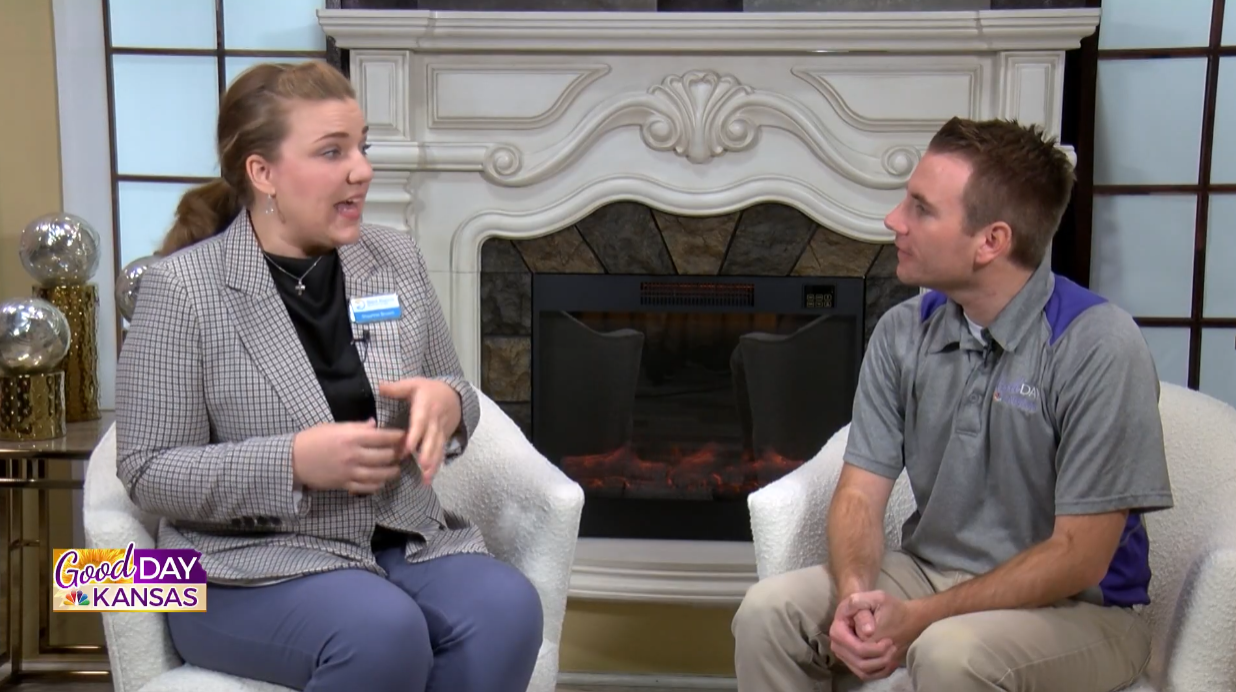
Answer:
[{"left": 561, "top": 443, "right": 799, "bottom": 500}]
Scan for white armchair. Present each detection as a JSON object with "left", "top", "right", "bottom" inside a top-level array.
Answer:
[
  {"left": 747, "top": 382, "right": 1236, "bottom": 692},
  {"left": 82, "top": 388, "right": 585, "bottom": 692}
]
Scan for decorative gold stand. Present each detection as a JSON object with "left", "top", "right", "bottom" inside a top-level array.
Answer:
[
  {"left": 0, "top": 372, "right": 66, "bottom": 441},
  {"left": 33, "top": 285, "right": 99, "bottom": 422},
  {"left": 1, "top": 412, "right": 114, "bottom": 686}
]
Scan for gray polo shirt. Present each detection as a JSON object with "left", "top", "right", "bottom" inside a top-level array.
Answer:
[{"left": 844, "top": 258, "right": 1174, "bottom": 608}]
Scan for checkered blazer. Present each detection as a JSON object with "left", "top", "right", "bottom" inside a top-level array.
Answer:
[{"left": 115, "top": 213, "right": 486, "bottom": 585}]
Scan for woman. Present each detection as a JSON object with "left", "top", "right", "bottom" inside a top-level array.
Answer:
[{"left": 115, "top": 60, "right": 543, "bottom": 692}]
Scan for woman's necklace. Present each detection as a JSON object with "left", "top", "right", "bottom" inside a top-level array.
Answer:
[{"left": 263, "top": 253, "right": 324, "bottom": 296}]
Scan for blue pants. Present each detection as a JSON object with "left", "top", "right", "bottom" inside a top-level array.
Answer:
[{"left": 166, "top": 548, "right": 543, "bottom": 692}]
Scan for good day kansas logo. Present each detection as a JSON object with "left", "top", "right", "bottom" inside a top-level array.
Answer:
[{"left": 52, "top": 543, "right": 207, "bottom": 613}]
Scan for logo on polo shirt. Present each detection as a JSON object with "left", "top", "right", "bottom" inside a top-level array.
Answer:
[{"left": 993, "top": 378, "right": 1040, "bottom": 413}]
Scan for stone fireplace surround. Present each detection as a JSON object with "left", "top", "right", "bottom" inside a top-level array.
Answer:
[
  {"left": 317, "top": 7, "right": 1099, "bottom": 605},
  {"left": 480, "top": 201, "right": 911, "bottom": 441}
]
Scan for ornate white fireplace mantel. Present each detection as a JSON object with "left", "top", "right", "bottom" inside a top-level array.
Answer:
[{"left": 318, "top": 7, "right": 1099, "bottom": 605}]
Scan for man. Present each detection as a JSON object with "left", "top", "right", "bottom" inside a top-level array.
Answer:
[{"left": 731, "top": 117, "right": 1174, "bottom": 692}]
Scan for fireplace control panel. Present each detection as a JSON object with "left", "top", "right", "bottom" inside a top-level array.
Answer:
[{"left": 803, "top": 284, "right": 836, "bottom": 310}]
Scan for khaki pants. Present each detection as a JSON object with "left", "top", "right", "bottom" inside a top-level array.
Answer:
[{"left": 731, "top": 550, "right": 1151, "bottom": 692}]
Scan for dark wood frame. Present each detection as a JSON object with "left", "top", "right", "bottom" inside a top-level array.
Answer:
[
  {"left": 100, "top": 0, "right": 330, "bottom": 353},
  {"left": 1050, "top": 0, "right": 1100, "bottom": 290},
  {"left": 1087, "top": 0, "right": 1232, "bottom": 389}
]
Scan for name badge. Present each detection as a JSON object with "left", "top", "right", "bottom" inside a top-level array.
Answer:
[{"left": 349, "top": 293, "right": 401, "bottom": 324}]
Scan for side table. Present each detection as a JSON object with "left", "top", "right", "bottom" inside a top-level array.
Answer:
[{"left": 0, "top": 412, "right": 114, "bottom": 687}]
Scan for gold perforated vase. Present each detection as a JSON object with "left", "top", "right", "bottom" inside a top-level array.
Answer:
[
  {"left": 34, "top": 284, "right": 99, "bottom": 422},
  {"left": 0, "top": 371, "right": 66, "bottom": 441}
]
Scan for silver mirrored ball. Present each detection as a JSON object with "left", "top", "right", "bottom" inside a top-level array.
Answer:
[
  {"left": 19, "top": 212, "right": 101, "bottom": 287},
  {"left": 116, "top": 255, "right": 160, "bottom": 322},
  {"left": 0, "top": 298, "right": 72, "bottom": 374}
]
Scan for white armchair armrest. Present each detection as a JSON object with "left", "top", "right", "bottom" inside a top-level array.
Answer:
[
  {"left": 84, "top": 511, "right": 182, "bottom": 691},
  {"left": 82, "top": 422, "right": 181, "bottom": 692},
  {"left": 747, "top": 424, "right": 915, "bottom": 580},
  {"left": 83, "top": 423, "right": 184, "bottom": 692},
  {"left": 748, "top": 429, "right": 844, "bottom": 579},
  {"left": 433, "top": 389, "right": 585, "bottom": 650},
  {"left": 1153, "top": 529, "right": 1236, "bottom": 691}
]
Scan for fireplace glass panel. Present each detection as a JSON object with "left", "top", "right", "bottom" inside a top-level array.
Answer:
[{"left": 531, "top": 275, "right": 863, "bottom": 541}]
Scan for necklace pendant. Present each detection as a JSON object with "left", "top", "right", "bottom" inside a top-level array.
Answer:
[{"left": 295, "top": 281, "right": 306, "bottom": 296}]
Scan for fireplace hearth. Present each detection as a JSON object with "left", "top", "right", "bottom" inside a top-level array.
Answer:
[{"left": 532, "top": 274, "right": 863, "bottom": 541}]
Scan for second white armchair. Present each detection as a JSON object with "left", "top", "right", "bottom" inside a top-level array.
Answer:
[{"left": 747, "top": 382, "right": 1236, "bottom": 692}]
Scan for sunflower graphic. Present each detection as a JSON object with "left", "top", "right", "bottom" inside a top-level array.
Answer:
[
  {"left": 54, "top": 547, "right": 131, "bottom": 610},
  {"left": 72, "top": 548, "right": 131, "bottom": 584}
]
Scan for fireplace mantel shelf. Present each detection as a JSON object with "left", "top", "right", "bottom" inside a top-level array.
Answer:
[
  {"left": 318, "top": 9, "right": 1100, "bottom": 53},
  {"left": 571, "top": 539, "right": 757, "bottom": 605},
  {"left": 319, "top": 6, "right": 1098, "bottom": 606}
]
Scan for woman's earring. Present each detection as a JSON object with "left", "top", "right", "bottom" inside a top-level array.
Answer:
[{"left": 264, "top": 194, "right": 277, "bottom": 215}]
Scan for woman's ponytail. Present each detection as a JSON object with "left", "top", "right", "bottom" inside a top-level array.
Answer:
[{"left": 158, "top": 178, "right": 240, "bottom": 257}]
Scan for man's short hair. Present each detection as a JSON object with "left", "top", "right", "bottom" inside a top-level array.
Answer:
[{"left": 927, "top": 117, "right": 1076, "bottom": 269}]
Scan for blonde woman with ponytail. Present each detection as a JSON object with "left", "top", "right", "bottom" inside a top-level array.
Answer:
[{"left": 115, "top": 61, "right": 542, "bottom": 692}]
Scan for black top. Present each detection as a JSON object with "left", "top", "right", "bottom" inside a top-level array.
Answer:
[
  {"left": 264, "top": 250, "right": 377, "bottom": 424},
  {"left": 265, "top": 249, "right": 406, "bottom": 551}
]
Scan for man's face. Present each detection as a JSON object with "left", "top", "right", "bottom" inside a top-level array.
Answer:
[{"left": 883, "top": 152, "right": 986, "bottom": 291}]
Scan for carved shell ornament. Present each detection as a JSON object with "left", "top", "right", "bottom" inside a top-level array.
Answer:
[
  {"left": 480, "top": 69, "right": 918, "bottom": 189},
  {"left": 642, "top": 71, "right": 757, "bottom": 164}
]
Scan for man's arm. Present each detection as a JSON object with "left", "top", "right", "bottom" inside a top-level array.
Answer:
[
  {"left": 832, "top": 306, "right": 912, "bottom": 597},
  {"left": 829, "top": 464, "right": 896, "bottom": 600},
  {"left": 914, "top": 510, "right": 1127, "bottom": 623}
]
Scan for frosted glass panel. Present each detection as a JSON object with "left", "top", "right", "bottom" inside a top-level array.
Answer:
[
  {"left": 223, "top": 0, "right": 326, "bottom": 51},
  {"left": 1226, "top": 2, "right": 1236, "bottom": 46},
  {"left": 1211, "top": 59, "right": 1236, "bottom": 184},
  {"left": 1139, "top": 327, "right": 1191, "bottom": 388},
  {"left": 108, "top": 0, "right": 216, "bottom": 49},
  {"left": 1094, "top": 59, "right": 1207, "bottom": 186},
  {"left": 1204, "top": 195, "right": 1236, "bottom": 318},
  {"left": 1200, "top": 329, "right": 1236, "bottom": 409},
  {"left": 117, "top": 182, "right": 198, "bottom": 270},
  {"left": 1098, "top": 0, "right": 1213, "bottom": 49},
  {"left": 1090, "top": 194, "right": 1195, "bottom": 318},
  {"left": 225, "top": 57, "right": 314, "bottom": 90},
  {"left": 113, "top": 56, "right": 219, "bottom": 177}
]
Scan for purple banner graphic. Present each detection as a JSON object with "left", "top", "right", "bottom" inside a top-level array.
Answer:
[{"left": 132, "top": 549, "right": 208, "bottom": 584}]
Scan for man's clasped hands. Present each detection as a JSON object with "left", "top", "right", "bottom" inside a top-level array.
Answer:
[
  {"left": 829, "top": 589, "right": 932, "bottom": 682},
  {"left": 290, "top": 377, "right": 463, "bottom": 495}
]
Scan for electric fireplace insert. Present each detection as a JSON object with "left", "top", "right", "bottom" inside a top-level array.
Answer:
[{"left": 530, "top": 274, "right": 864, "bottom": 542}]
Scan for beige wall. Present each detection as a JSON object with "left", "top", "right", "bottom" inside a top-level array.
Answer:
[
  {"left": 0, "top": 0, "right": 739, "bottom": 674},
  {"left": 0, "top": 0, "right": 104, "bottom": 660},
  {"left": 0, "top": 0, "right": 62, "bottom": 301}
]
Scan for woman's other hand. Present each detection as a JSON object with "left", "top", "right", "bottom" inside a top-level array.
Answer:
[
  {"left": 291, "top": 419, "right": 405, "bottom": 494},
  {"left": 376, "top": 378, "right": 462, "bottom": 485}
]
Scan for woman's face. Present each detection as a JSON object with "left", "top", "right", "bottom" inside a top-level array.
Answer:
[{"left": 249, "top": 98, "right": 373, "bottom": 253}]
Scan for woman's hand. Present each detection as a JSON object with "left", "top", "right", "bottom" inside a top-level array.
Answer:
[
  {"left": 291, "top": 419, "right": 405, "bottom": 494},
  {"left": 377, "top": 378, "right": 462, "bottom": 485}
]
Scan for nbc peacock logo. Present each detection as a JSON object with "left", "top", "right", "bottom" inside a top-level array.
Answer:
[{"left": 62, "top": 589, "right": 90, "bottom": 607}]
